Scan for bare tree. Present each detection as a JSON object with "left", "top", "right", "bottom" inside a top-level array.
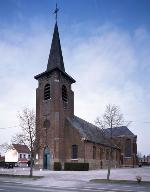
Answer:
[
  {"left": 96, "top": 104, "right": 124, "bottom": 180},
  {"left": 0, "top": 142, "right": 12, "bottom": 153},
  {"left": 11, "top": 133, "right": 26, "bottom": 145},
  {"left": 18, "top": 107, "right": 36, "bottom": 177},
  {"left": 96, "top": 104, "right": 124, "bottom": 129},
  {"left": 137, "top": 151, "right": 142, "bottom": 163}
]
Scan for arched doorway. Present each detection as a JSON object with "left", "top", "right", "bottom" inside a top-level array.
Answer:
[{"left": 43, "top": 146, "right": 51, "bottom": 169}]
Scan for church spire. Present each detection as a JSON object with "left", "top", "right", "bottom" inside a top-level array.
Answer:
[
  {"left": 35, "top": 5, "right": 75, "bottom": 83},
  {"left": 47, "top": 6, "right": 65, "bottom": 72}
]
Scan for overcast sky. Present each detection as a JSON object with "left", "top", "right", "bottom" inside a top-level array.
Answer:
[{"left": 0, "top": 0, "right": 150, "bottom": 155}]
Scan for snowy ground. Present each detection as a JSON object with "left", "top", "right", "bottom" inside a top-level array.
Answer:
[{"left": 0, "top": 167, "right": 150, "bottom": 188}]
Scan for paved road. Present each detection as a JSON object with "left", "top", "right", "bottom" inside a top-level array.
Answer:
[
  {"left": 0, "top": 167, "right": 150, "bottom": 191},
  {"left": 0, "top": 181, "right": 150, "bottom": 192}
]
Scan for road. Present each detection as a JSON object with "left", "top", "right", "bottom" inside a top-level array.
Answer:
[{"left": 0, "top": 181, "right": 150, "bottom": 192}]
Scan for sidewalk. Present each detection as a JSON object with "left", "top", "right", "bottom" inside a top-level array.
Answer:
[{"left": 0, "top": 167, "right": 150, "bottom": 188}]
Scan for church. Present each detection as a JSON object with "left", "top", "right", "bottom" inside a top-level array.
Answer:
[{"left": 34, "top": 19, "right": 137, "bottom": 170}]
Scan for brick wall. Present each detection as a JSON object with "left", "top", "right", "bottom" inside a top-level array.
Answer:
[{"left": 64, "top": 121, "right": 120, "bottom": 170}]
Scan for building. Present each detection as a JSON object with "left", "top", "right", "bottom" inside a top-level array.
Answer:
[
  {"left": 105, "top": 126, "right": 137, "bottom": 167},
  {"left": 5, "top": 144, "right": 30, "bottom": 167},
  {"left": 0, "top": 155, "right": 5, "bottom": 167},
  {"left": 34, "top": 20, "right": 137, "bottom": 170},
  {"left": 139, "top": 155, "right": 150, "bottom": 166}
]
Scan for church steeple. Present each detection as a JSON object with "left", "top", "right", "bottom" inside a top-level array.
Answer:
[
  {"left": 47, "top": 22, "right": 65, "bottom": 72},
  {"left": 34, "top": 7, "right": 76, "bottom": 170},
  {"left": 35, "top": 7, "right": 75, "bottom": 83}
]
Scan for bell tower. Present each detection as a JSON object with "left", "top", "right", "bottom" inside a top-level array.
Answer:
[{"left": 34, "top": 20, "right": 75, "bottom": 169}]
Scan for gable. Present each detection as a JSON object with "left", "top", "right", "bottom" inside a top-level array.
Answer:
[
  {"left": 13, "top": 144, "right": 30, "bottom": 153},
  {"left": 105, "top": 126, "right": 136, "bottom": 138},
  {"left": 66, "top": 116, "right": 136, "bottom": 148}
]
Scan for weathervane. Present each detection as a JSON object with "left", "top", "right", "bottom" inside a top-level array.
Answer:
[{"left": 54, "top": 3, "right": 59, "bottom": 23}]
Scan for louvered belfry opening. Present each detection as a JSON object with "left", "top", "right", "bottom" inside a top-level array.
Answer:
[
  {"left": 44, "top": 84, "right": 50, "bottom": 100},
  {"left": 62, "top": 85, "right": 68, "bottom": 102}
]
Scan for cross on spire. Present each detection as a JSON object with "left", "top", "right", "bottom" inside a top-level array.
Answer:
[{"left": 54, "top": 3, "right": 59, "bottom": 23}]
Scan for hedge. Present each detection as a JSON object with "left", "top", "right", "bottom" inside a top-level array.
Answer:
[
  {"left": 54, "top": 162, "right": 62, "bottom": 171},
  {"left": 64, "top": 162, "right": 89, "bottom": 171}
]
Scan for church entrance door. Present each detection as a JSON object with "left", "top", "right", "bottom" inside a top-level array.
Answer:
[{"left": 43, "top": 146, "right": 51, "bottom": 169}]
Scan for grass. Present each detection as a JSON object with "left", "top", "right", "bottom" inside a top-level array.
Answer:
[{"left": 90, "top": 179, "right": 150, "bottom": 186}]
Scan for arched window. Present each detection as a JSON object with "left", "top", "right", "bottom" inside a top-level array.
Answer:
[
  {"left": 133, "top": 142, "right": 137, "bottom": 154},
  {"left": 44, "top": 84, "right": 50, "bottom": 100},
  {"left": 72, "top": 145, "right": 78, "bottom": 159},
  {"left": 125, "top": 139, "right": 131, "bottom": 157},
  {"left": 93, "top": 146, "right": 96, "bottom": 159},
  {"left": 100, "top": 147, "right": 103, "bottom": 160},
  {"left": 106, "top": 149, "right": 109, "bottom": 160},
  {"left": 62, "top": 85, "right": 68, "bottom": 102}
]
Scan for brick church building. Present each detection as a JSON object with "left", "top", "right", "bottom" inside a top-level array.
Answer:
[{"left": 34, "top": 21, "right": 137, "bottom": 170}]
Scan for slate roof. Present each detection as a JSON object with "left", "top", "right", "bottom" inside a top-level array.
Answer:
[
  {"left": 34, "top": 67, "right": 76, "bottom": 83},
  {"left": 67, "top": 116, "right": 136, "bottom": 148},
  {"left": 105, "top": 126, "right": 136, "bottom": 138},
  {"left": 67, "top": 116, "right": 116, "bottom": 147},
  {"left": 34, "top": 23, "right": 76, "bottom": 84},
  {"left": 47, "top": 22, "right": 65, "bottom": 72},
  {"left": 12, "top": 144, "right": 30, "bottom": 153}
]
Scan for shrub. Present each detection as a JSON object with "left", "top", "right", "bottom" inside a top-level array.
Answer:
[
  {"left": 54, "top": 162, "right": 62, "bottom": 171},
  {"left": 136, "top": 176, "right": 142, "bottom": 183},
  {"left": 64, "top": 162, "right": 89, "bottom": 171}
]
